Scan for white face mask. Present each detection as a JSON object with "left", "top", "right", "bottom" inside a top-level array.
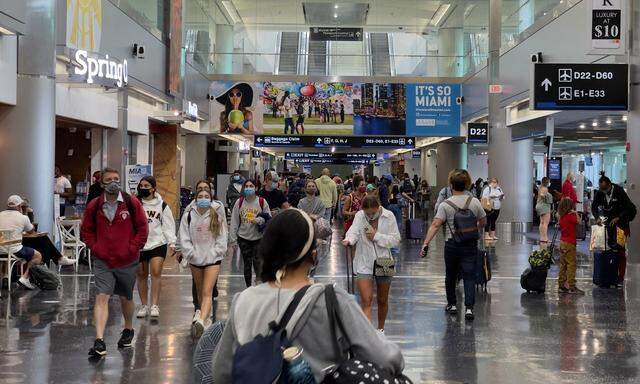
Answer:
[{"left": 365, "top": 209, "right": 381, "bottom": 221}]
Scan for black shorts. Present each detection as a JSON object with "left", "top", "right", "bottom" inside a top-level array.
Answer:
[
  {"left": 190, "top": 260, "right": 222, "bottom": 269},
  {"left": 139, "top": 244, "right": 168, "bottom": 263}
]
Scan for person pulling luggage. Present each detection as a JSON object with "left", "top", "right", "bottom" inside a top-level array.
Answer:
[{"left": 420, "top": 170, "right": 486, "bottom": 320}]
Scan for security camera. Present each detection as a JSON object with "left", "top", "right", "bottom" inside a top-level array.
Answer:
[
  {"left": 531, "top": 52, "right": 543, "bottom": 63},
  {"left": 456, "top": 96, "right": 464, "bottom": 105},
  {"left": 132, "top": 43, "right": 145, "bottom": 59}
]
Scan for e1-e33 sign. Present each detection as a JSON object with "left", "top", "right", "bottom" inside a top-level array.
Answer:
[{"left": 532, "top": 63, "right": 628, "bottom": 110}]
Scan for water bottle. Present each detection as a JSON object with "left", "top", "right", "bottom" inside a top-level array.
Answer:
[{"left": 281, "top": 347, "right": 316, "bottom": 384}]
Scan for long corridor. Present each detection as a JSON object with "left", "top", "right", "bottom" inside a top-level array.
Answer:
[{"left": 1, "top": 227, "right": 639, "bottom": 384}]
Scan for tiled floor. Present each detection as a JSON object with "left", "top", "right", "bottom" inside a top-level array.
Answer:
[{"left": 1, "top": 227, "right": 639, "bottom": 383}]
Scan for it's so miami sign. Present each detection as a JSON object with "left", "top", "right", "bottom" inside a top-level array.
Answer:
[
  {"left": 406, "top": 84, "right": 462, "bottom": 136},
  {"left": 70, "top": 49, "right": 128, "bottom": 88}
]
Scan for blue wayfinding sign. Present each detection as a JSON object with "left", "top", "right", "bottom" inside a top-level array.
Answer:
[{"left": 406, "top": 84, "right": 461, "bottom": 136}]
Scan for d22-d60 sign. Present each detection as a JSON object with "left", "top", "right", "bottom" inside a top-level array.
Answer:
[{"left": 532, "top": 63, "right": 628, "bottom": 110}]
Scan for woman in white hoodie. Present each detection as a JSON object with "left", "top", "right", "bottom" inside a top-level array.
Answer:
[
  {"left": 136, "top": 176, "right": 176, "bottom": 319},
  {"left": 342, "top": 195, "right": 400, "bottom": 332},
  {"left": 179, "top": 188, "right": 228, "bottom": 338}
]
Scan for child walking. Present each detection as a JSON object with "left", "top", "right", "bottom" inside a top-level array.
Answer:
[{"left": 558, "top": 197, "right": 584, "bottom": 294}]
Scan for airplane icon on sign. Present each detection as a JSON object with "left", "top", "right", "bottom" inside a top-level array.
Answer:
[
  {"left": 559, "top": 87, "right": 572, "bottom": 101},
  {"left": 558, "top": 69, "right": 572, "bottom": 83}
]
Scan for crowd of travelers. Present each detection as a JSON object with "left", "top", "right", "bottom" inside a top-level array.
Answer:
[{"left": 0, "top": 163, "right": 636, "bottom": 383}]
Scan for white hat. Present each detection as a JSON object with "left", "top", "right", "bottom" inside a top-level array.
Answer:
[{"left": 7, "top": 195, "right": 23, "bottom": 207}]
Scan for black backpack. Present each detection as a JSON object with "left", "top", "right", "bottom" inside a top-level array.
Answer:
[
  {"left": 444, "top": 196, "right": 479, "bottom": 244},
  {"left": 29, "top": 264, "right": 61, "bottom": 290},
  {"left": 232, "top": 285, "right": 311, "bottom": 383}
]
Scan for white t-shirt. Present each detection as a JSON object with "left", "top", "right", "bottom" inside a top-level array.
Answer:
[
  {"left": 283, "top": 98, "right": 293, "bottom": 118},
  {"left": 54, "top": 176, "right": 72, "bottom": 194},
  {"left": 0, "top": 210, "right": 33, "bottom": 253},
  {"left": 435, "top": 195, "right": 486, "bottom": 241}
]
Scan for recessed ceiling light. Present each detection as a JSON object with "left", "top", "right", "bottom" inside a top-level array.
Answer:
[
  {"left": 579, "top": 123, "right": 586, "bottom": 129},
  {"left": 592, "top": 121, "right": 598, "bottom": 127},
  {"left": 334, "top": 4, "right": 339, "bottom": 9},
  {"left": 606, "top": 118, "right": 612, "bottom": 124},
  {"left": 622, "top": 115, "right": 628, "bottom": 121},
  {"left": 333, "top": 13, "right": 338, "bottom": 18}
]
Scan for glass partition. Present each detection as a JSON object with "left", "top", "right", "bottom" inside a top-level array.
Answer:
[{"left": 110, "top": 0, "right": 166, "bottom": 37}]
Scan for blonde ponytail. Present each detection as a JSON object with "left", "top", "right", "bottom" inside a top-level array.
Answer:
[{"left": 209, "top": 205, "right": 221, "bottom": 236}]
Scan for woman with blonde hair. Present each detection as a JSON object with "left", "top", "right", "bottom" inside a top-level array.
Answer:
[
  {"left": 179, "top": 188, "right": 228, "bottom": 337},
  {"left": 535, "top": 177, "right": 554, "bottom": 244}
]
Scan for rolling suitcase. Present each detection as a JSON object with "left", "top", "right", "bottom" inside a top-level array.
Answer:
[
  {"left": 405, "top": 203, "right": 425, "bottom": 240},
  {"left": 576, "top": 222, "right": 587, "bottom": 241},
  {"left": 520, "top": 267, "right": 548, "bottom": 293},
  {"left": 476, "top": 249, "right": 492, "bottom": 290},
  {"left": 593, "top": 250, "right": 618, "bottom": 288}
]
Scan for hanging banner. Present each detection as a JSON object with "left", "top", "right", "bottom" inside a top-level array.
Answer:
[
  {"left": 210, "top": 81, "right": 462, "bottom": 137},
  {"left": 591, "top": 0, "right": 621, "bottom": 49},
  {"left": 126, "top": 164, "right": 153, "bottom": 195}
]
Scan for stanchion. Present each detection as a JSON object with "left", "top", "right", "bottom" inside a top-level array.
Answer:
[{"left": 344, "top": 245, "right": 354, "bottom": 294}]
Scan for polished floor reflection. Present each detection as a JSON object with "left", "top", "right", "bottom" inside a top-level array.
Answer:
[{"left": 1, "top": 229, "right": 640, "bottom": 383}]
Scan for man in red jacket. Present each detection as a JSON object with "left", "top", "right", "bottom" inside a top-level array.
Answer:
[{"left": 81, "top": 167, "right": 148, "bottom": 358}]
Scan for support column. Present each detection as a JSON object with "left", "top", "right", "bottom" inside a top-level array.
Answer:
[
  {"left": 626, "top": 4, "right": 640, "bottom": 265},
  {"left": 0, "top": 1, "right": 56, "bottom": 233},
  {"left": 106, "top": 89, "right": 129, "bottom": 175},
  {"left": 437, "top": 6, "right": 465, "bottom": 77},
  {"left": 215, "top": 24, "right": 234, "bottom": 74},
  {"left": 184, "top": 134, "right": 207, "bottom": 185},
  {"left": 435, "top": 142, "right": 466, "bottom": 189}
]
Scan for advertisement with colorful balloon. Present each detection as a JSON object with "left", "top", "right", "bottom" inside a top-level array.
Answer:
[{"left": 209, "top": 81, "right": 461, "bottom": 137}]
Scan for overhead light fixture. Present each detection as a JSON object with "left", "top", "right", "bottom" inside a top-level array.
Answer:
[
  {"left": 606, "top": 118, "right": 612, "bottom": 125},
  {"left": 173, "top": 110, "right": 180, "bottom": 116},
  {"left": 0, "top": 26, "right": 15, "bottom": 35},
  {"left": 222, "top": 0, "right": 242, "bottom": 24},
  {"left": 430, "top": 4, "right": 451, "bottom": 26},
  {"left": 622, "top": 115, "right": 628, "bottom": 121},
  {"left": 579, "top": 123, "right": 586, "bottom": 129},
  {"left": 333, "top": 13, "right": 338, "bottom": 18},
  {"left": 334, "top": 4, "right": 339, "bottom": 9},
  {"left": 592, "top": 121, "right": 598, "bottom": 127}
]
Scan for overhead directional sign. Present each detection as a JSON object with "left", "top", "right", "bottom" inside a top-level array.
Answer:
[
  {"left": 309, "top": 27, "right": 363, "bottom": 41},
  {"left": 532, "top": 63, "right": 628, "bottom": 110},
  {"left": 285, "top": 152, "right": 376, "bottom": 160},
  {"left": 254, "top": 135, "right": 416, "bottom": 149},
  {"left": 293, "top": 158, "right": 371, "bottom": 165}
]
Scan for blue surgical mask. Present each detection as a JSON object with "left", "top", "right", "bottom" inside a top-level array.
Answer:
[
  {"left": 272, "top": 181, "right": 279, "bottom": 189},
  {"left": 244, "top": 187, "right": 256, "bottom": 196},
  {"left": 233, "top": 175, "right": 241, "bottom": 183},
  {"left": 196, "top": 198, "right": 211, "bottom": 209}
]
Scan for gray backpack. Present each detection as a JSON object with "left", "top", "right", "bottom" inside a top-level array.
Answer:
[
  {"left": 29, "top": 264, "right": 61, "bottom": 290},
  {"left": 445, "top": 196, "right": 479, "bottom": 244}
]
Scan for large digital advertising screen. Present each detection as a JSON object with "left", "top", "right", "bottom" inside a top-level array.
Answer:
[{"left": 209, "top": 81, "right": 461, "bottom": 137}]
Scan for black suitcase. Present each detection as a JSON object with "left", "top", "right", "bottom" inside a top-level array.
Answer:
[
  {"left": 520, "top": 267, "right": 548, "bottom": 293},
  {"left": 576, "top": 222, "right": 586, "bottom": 241},
  {"left": 475, "top": 249, "right": 492, "bottom": 290},
  {"left": 593, "top": 250, "right": 618, "bottom": 288}
]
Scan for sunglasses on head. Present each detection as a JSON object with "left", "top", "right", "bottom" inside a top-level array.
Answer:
[{"left": 229, "top": 91, "right": 242, "bottom": 97}]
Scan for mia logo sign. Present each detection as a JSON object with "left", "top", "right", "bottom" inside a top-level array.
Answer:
[
  {"left": 73, "top": 50, "right": 128, "bottom": 88},
  {"left": 67, "top": 0, "right": 102, "bottom": 51}
]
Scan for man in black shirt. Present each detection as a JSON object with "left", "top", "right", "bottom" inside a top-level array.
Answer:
[
  {"left": 87, "top": 171, "right": 103, "bottom": 203},
  {"left": 259, "top": 171, "right": 289, "bottom": 212}
]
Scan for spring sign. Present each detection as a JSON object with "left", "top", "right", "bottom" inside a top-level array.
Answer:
[{"left": 406, "top": 84, "right": 461, "bottom": 136}]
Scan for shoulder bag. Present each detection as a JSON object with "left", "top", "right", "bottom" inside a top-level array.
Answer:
[
  {"left": 321, "top": 285, "right": 412, "bottom": 384},
  {"left": 366, "top": 222, "right": 395, "bottom": 278}
]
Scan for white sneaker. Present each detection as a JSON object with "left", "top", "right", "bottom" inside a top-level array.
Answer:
[
  {"left": 58, "top": 256, "right": 75, "bottom": 266},
  {"left": 136, "top": 305, "right": 149, "bottom": 318},
  {"left": 192, "top": 309, "right": 201, "bottom": 324},
  {"left": 18, "top": 276, "right": 37, "bottom": 290},
  {"left": 192, "top": 319, "right": 205, "bottom": 338},
  {"left": 149, "top": 305, "right": 160, "bottom": 318}
]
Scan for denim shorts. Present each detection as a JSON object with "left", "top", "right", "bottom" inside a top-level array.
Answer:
[{"left": 356, "top": 273, "right": 392, "bottom": 284}]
